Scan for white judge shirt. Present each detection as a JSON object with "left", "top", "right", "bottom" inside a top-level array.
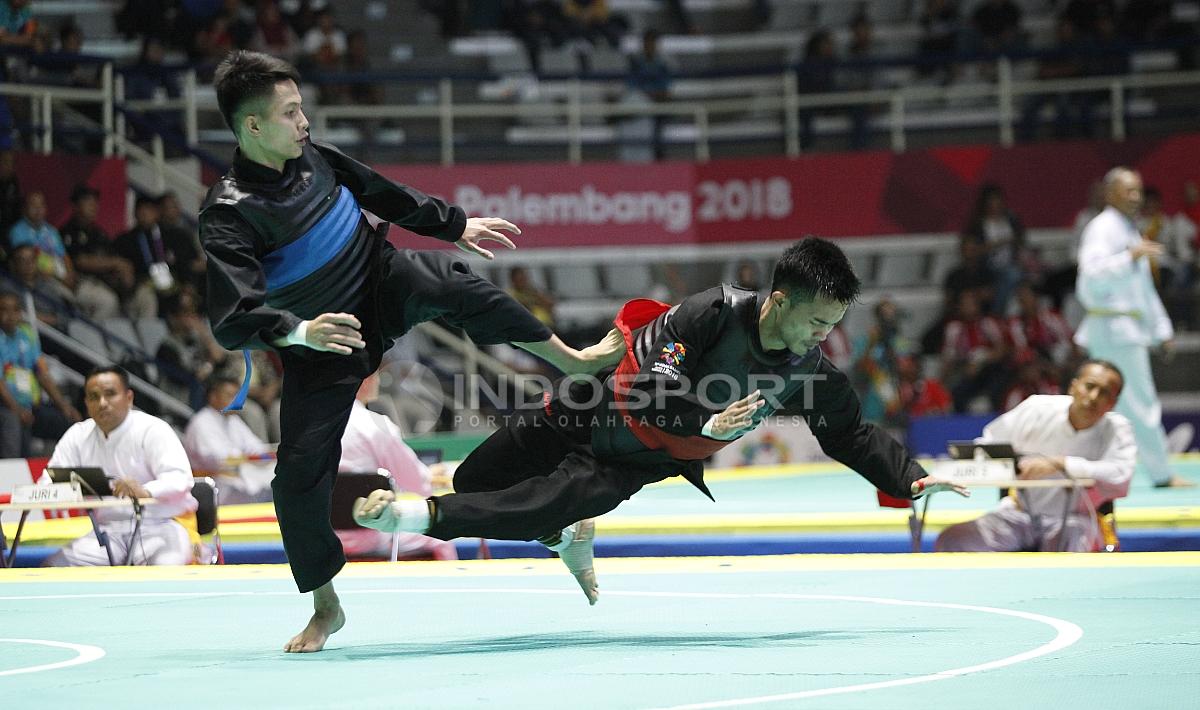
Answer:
[
  {"left": 184, "top": 405, "right": 271, "bottom": 473},
  {"left": 980, "top": 394, "right": 1135, "bottom": 512},
  {"left": 39, "top": 410, "right": 197, "bottom": 523}
]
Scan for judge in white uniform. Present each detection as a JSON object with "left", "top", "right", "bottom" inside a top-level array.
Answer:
[
  {"left": 41, "top": 366, "right": 198, "bottom": 566},
  {"left": 1075, "top": 167, "right": 1193, "bottom": 488},
  {"left": 184, "top": 377, "right": 274, "bottom": 504},
  {"left": 335, "top": 374, "right": 456, "bottom": 560},
  {"left": 936, "top": 360, "right": 1135, "bottom": 552}
]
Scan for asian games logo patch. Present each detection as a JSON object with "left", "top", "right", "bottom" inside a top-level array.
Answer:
[{"left": 651, "top": 342, "right": 686, "bottom": 380}]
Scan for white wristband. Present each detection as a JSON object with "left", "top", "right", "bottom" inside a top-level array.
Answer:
[
  {"left": 284, "top": 320, "right": 310, "bottom": 347},
  {"left": 701, "top": 414, "right": 718, "bottom": 438}
]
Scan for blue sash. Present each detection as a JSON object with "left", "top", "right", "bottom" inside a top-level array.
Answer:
[{"left": 223, "top": 187, "right": 361, "bottom": 412}]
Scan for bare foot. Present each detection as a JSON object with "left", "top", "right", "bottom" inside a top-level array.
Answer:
[
  {"left": 1155, "top": 475, "right": 1196, "bottom": 489},
  {"left": 284, "top": 604, "right": 345, "bottom": 653},
  {"left": 284, "top": 582, "right": 345, "bottom": 653}
]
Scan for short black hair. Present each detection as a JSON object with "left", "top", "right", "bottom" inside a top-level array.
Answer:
[
  {"left": 86, "top": 365, "right": 130, "bottom": 391},
  {"left": 771, "top": 237, "right": 861, "bottom": 305},
  {"left": 213, "top": 50, "right": 301, "bottom": 136},
  {"left": 1076, "top": 358, "right": 1124, "bottom": 396},
  {"left": 70, "top": 183, "right": 99, "bottom": 203}
]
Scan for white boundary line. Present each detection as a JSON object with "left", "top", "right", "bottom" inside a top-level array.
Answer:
[
  {"left": 0, "top": 638, "right": 106, "bottom": 677},
  {"left": 0, "top": 587, "right": 1082, "bottom": 705},
  {"left": 643, "top": 593, "right": 1084, "bottom": 709}
]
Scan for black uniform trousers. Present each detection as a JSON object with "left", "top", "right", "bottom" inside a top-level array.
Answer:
[
  {"left": 274, "top": 244, "right": 551, "bottom": 593},
  {"left": 427, "top": 409, "right": 679, "bottom": 543}
]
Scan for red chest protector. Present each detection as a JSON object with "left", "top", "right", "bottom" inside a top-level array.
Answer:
[{"left": 612, "top": 299, "right": 733, "bottom": 461}]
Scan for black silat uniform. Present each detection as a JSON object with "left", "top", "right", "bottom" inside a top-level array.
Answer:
[
  {"left": 199, "top": 141, "right": 550, "bottom": 592},
  {"left": 427, "top": 285, "right": 927, "bottom": 543}
]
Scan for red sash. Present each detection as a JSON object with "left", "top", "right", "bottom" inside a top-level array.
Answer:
[{"left": 612, "top": 299, "right": 731, "bottom": 461}]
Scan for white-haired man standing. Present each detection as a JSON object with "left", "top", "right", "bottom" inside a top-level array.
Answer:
[{"left": 1075, "top": 167, "right": 1192, "bottom": 488}]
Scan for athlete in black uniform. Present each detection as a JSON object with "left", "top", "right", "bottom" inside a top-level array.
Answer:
[
  {"left": 355, "top": 238, "right": 969, "bottom": 604},
  {"left": 200, "top": 51, "right": 620, "bottom": 652}
]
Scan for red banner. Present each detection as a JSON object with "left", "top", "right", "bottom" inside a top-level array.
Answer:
[
  {"left": 14, "top": 153, "right": 127, "bottom": 237},
  {"left": 379, "top": 133, "right": 1200, "bottom": 248}
]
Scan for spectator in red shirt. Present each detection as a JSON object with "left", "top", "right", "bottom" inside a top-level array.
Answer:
[
  {"left": 941, "top": 290, "right": 1009, "bottom": 412},
  {"left": 1007, "top": 281, "right": 1076, "bottom": 372},
  {"left": 895, "top": 355, "right": 951, "bottom": 420}
]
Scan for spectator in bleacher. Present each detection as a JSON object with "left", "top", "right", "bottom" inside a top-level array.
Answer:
[
  {"left": 941, "top": 289, "right": 1009, "bottom": 412},
  {"left": 114, "top": 195, "right": 201, "bottom": 318},
  {"left": 56, "top": 186, "right": 125, "bottom": 321},
  {"left": 963, "top": 183, "right": 1027, "bottom": 314},
  {"left": 335, "top": 373, "right": 457, "bottom": 561},
  {"left": 251, "top": 0, "right": 300, "bottom": 63},
  {"left": 1075, "top": 166, "right": 1191, "bottom": 488},
  {"left": 853, "top": 297, "right": 913, "bottom": 424},
  {"left": 837, "top": 11, "right": 876, "bottom": 149},
  {"left": 936, "top": 359, "right": 1134, "bottom": 552},
  {"left": 507, "top": 266, "right": 555, "bottom": 327},
  {"left": 1001, "top": 358, "right": 1061, "bottom": 412},
  {"left": 1018, "top": 15, "right": 1092, "bottom": 142},
  {"left": 7, "top": 191, "right": 77, "bottom": 302},
  {"left": 1138, "top": 186, "right": 1180, "bottom": 290},
  {"left": 563, "top": 0, "right": 627, "bottom": 51},
  {"left": 3, "top": 244, "right": 73, "bottom": 326},
  {"left": 969, "top": 0, "right": 1023, "bottom": 56},
  {"left": 0, "top": 0, "right": 36, "bottom": 49},
  {"left": 798, "top": 29, "right": 836, "bottom": 150},
  {"left": 300, "top": 7, "right": 345, "bottom": 83},
  {"left": 1166, "top": 180, "right": 1200, "bottom": 328},
  {"left": 1140, "top": 185, "right": 1197, "bottom": 334},
  {"left": 0, "top": 149, "right": 21, "bottom": 238},
  {"left": 39, "top": 365, "right": 199, "bottom": 566},
  {"left": 156, "top": 191, "right": 206, "bottom": 295},
  {"left": 0, "top": 291, "right": 79, "bottom": 457},
  {"left": 156, "top": 289, "right": 231, "bottom": 409},
  {"left": 625, "top": 28, "right": 672, "bottom": 160},
  {"left": 1003, "top": 281, "right": 1076, "bottom": 411},
  {"left": 895, "top": 354, "right": 952, "bottom": 422},
  {"left": 1008, "top": 280, "right": 1076, "bottom": 373},
  {"left": 502, "top": 0, "right": 573, "bottom": 75},
  {"left": 124, "top": 36, "right": 186, "bottom": 142},
  {"left": 0, "top": 0, "right": 39, "bottom": 151},
  {"left": 183, "top": 375, "right": 274, "bottom": 504},
  {"left": 36, "top": 19, "right": 100, "bottom": 89},
  {"left": 917, "top": 0, "right": 962, "bottom": 83},
  {"left": 300, "top": 8, "right": 348, "bottom": 104},
  {"left": 922, "top": 235, "right": 1000, "bottom": 354}
]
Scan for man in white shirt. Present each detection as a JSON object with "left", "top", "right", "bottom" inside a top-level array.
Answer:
[
  {"left": 41, "top": 366, "right": 198, "bottom": 566},
  {"left": 1074, "top": 167, "right": 1192, "bottom": 488},
  {"left": 184, "top": 377, "right": 274, "bottom": 504},
  {"left": 335, "top": 374, "right": 456, "bottom": 560},
  {"left": 936, "top": 360, "right": 1135, "bottom": 552}
]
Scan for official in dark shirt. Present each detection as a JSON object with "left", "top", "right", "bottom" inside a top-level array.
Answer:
[
  {"left": 115, "top": 195, "right": 201, "bottom": 318},
  {"left": 199, "top": 50, "right": 619, "bottom": 653},
  {"left": 58, "top": 184, "right": 130, "bottom": 319},
  {"left": 355, "top": 239, "right": 969, "bottom": 605}
]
